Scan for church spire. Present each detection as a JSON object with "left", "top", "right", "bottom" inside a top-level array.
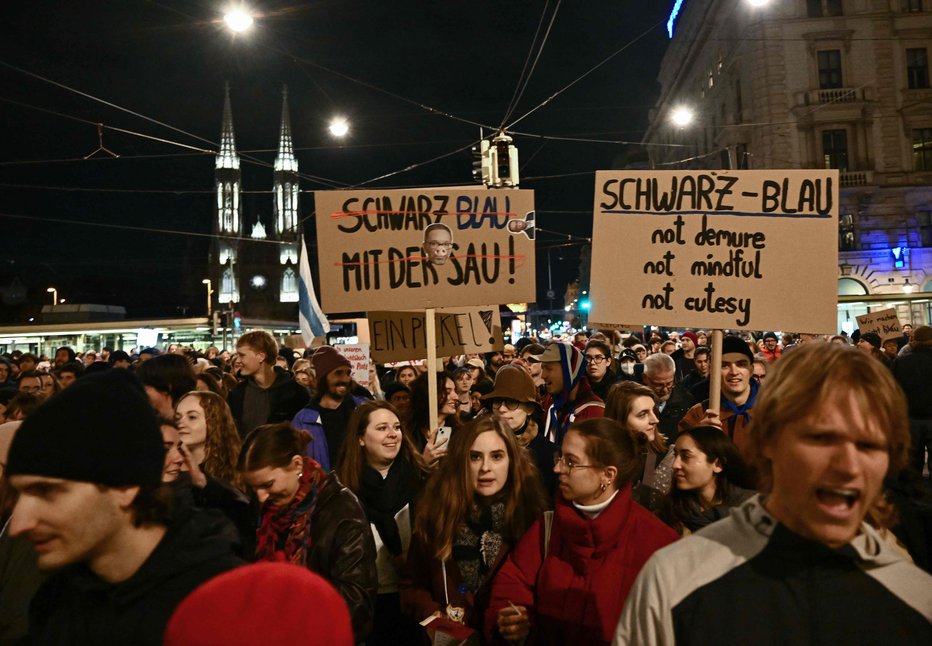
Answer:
[
  {"left": 274, "top": 85, "right": 297, "bottom": 172},
  {"left": 217, "top": 82, "right": 240, "bottom": 170}
]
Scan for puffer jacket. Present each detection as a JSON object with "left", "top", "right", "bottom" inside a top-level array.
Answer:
[{"left": 485, "top": 486, "right": 677, "bottom": 645}]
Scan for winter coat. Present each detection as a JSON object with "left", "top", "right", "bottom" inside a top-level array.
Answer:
[
  {"left": 542, "top": 378, "right": 604, "bottom": 445},
  {"left": 227, "top": 366, "right": 310, "bottom": 437},
  {"left": 25, "top": 507, "right": 242, "bottom": 646},
  {"left": 615, "top": 495, "right": 932, "bottom": 645},
  {"left": 399, "top": 528, "right": 509, "bottom": 636},
  {"left": 679, "top": 400, "right": 753, "bottom": 459},
  {"left": 291, "top": 394, "right": 370, "bottom": 471},
  {"left": 893, "top": 346, "right": 932, "bottom": 419},
  {"left": 656, "top": 384, "right": 694, "bottom": 444},
  {"left": 303, "top": 473, "right": 379, "bottom": 642},
  {"left": 486, "top": 486, "right": 678, "bottom": 645}
]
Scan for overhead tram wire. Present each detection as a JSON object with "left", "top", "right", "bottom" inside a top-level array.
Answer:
[
  {"left": 0, "top": 61, "right": 348, "bottom": 188},
  {"left": 0, "top": 212, "right": 288, "bottom": 246},
  {"left": 499, "top": 0, "right": 562, "bottom": 129},
  {"left": 351, "top": 140, "right": 479, "bottom": 188},
  {"left": 505, "top": 18, "right": 666, "bottom": 130}
]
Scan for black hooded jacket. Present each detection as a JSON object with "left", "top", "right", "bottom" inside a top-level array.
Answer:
[
  {"left": 26, "top": 507, "right": 242, "bottom": 646},
  {"left": 227, "top": 366, "right": 310, "bottom": 436}
]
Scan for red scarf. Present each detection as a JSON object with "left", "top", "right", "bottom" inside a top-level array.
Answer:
[{"left": 255, "top": 458, "right": 325, "bottom": 565}]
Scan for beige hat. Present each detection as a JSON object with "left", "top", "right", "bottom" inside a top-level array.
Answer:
[{"left": 481, "top": 365, "right": 539, "bottom": 406}]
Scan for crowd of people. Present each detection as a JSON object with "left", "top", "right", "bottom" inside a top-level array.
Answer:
[{"left": 0, "top": 323, "right": 930, "bottom": 645}]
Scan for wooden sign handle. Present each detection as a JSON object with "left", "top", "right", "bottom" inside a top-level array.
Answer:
[
  {"left": 708, "top": 329, "right": 723, "bottom": 416},
  {"left": 426, "top": 308, "right": 439, "bottom": 435}
]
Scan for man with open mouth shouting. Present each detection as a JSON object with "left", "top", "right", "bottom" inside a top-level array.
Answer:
[{"left": 615, "top": 342, "right": 932, "bottom": 645}]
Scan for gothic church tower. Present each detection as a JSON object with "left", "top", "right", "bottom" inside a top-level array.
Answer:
[{"left": 213, "top": 82, "right": 241, "bottom": 305}]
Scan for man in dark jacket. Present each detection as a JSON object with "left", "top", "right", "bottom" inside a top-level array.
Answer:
[
  {"left": 616, "top": 343, "right": 932, "bottom": 644},
  {"left": 228, "top": 330, "right": 309, "bottom": 437},
  {"left": 5, "top": 371, "right": 242, "bottom": 646},
  {"left": 640, "top": 353, "right": 693, "bottom": 444},
  {"left": 892, "top": 325, "right": 932, "bottom": 475}
]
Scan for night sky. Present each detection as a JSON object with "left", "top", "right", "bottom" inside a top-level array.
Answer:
[{"left": 0, "top": 0, "right": 671, "bottom": 323}]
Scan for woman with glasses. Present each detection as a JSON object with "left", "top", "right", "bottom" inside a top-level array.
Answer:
[
  {"left": 481, "top": 364, "right": 556, "bottom": 494},
  {"left": 487, "top": 418, "right": 678, "bottom": 645},
  {"left": 400, "top": 417, "right": 547, "bottom": 641},
  {"left": 604, "top": 381, "right": 675, "bottom": 514},
  {"left": 583, "top": 339, "right": 617, "bottom": 400}
]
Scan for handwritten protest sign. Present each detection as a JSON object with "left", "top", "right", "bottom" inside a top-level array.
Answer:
[
  {"left": 368, "top": 306, "right": 503, "bottom": 363},
  {"left": 314, "top": 188, "right": 535, "bottom": 312},
  {"left": 589, "top": 170, "right": 838, "bottom": 333},
  {"left": 335, "top": 343, "right": 371, "bottom": 390},
  {"left": 856, "top": 308, "right": 901, "bottom": 342}
]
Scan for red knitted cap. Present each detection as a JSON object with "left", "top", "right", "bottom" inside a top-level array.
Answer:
[{"left": 164, "top": 563, "right": 353, "bottom": 646}]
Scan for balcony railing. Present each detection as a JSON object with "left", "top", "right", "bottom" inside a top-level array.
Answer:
[
  {"left": 799, "top": 87, "right": 868, "bottom": 106},
  {"left": 840, "top": 171, "right": 874, "bottom": 187}
]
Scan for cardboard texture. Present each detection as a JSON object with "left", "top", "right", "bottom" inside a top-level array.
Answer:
[
  {"left": 314, "top": 188, "right": 535, "bottom": 312},
  {"left": 335, "top": 343, "right": 371, "bottom": 390},
  {"left": 856, "top": 308, "right": 902, "bottom": 342},
  {"left": 589, "top": 170, "right": 839, "bottom": 333},
  {"left": 368, "top": 306, "right": 504, "bottom": 363}
]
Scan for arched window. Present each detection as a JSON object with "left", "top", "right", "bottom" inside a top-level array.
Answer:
[
  {"left": 281, "top": 267, "right": 298, "bottom": 302},
  {"left": 837, "top": 277, "right": 868, "bottom": 295}
]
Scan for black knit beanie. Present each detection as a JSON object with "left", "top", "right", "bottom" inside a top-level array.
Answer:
[{"left": 6, "top": 370, "right": 165, "bottom": 487}]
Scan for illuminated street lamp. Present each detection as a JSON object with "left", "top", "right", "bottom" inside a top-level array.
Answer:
[
  {"left": 224, "top": 7, "right": 254, "bottom": 33},
  {"left": 46, "top": 286, "right": 57, "bottom": 306},
  {"left": 329, "top": 116, "right": 349, "bottom": 137},
  {"left": 670, "top": 106, "right": 695, "bottom": 128},
  {"left": 202, "top": 278, "right": 214, "bottom": 316},
  {"left": 746, "top": 0, "right": 771, "bottom": 6}
]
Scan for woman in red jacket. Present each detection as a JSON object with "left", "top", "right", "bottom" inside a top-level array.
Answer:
[{"left": 487, "top": 417, "right": 678, "bottom": 645}]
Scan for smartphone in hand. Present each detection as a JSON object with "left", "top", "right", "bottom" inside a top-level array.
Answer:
[{"left": 435, "top": 426, "right": 452, "bottom": 447}]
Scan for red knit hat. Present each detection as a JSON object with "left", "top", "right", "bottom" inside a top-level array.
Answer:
[{"left": 164, "top": 563, "right": 354, "bottom": 646}]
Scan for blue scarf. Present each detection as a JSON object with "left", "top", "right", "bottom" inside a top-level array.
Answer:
[{"left": 720, "top": 378, "right": 760, "bottom": 430}]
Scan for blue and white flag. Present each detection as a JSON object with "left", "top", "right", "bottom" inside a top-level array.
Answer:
[{"left": 298, "top": 236, "right": 330, "bottom": 344}]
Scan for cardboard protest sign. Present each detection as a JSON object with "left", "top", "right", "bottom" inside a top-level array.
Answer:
[
  {"left": 589, "top": 170, "right": 838, "bottom": 333},
  {"left": 368, "top": 306, "right": 503, "bottom": 363},
  {"left": 856, "top": 308, "right": 902, "bottom": 342},
  {"left": 314, "top": 188, "right": 535, "bottom": 312},
  {"left": 335, "top": 343, "right": 371, "bottom": 390}
]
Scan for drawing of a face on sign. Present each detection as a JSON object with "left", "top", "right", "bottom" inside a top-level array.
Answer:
[{"left": 423, "top": 223, "right": 454, "bottom": 265}]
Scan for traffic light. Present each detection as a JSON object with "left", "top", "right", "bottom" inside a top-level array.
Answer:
[
  {"left": 233, "top": 311, "right": 242, "bottom": 330},
  {"left": 471, "top": 139, "right": 491, "bottom": 186},
  {"left": 489, "top": 132, "right": 519, "bottom": 188}
]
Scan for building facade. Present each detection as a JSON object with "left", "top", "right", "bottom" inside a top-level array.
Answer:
[
  {"left": 645, "top": 0, "right": 932, "bottom": 330},
  {"left": 210, "top": 84, "right": 301, "bottom": 321}
]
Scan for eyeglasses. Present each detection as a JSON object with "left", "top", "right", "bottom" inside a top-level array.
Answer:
[
  {"left": 490, "top": 398, "right": 521, "bottom": 411},
  {"left": 584, "top": 354, "right": 607, "bottom": 364},
  {"left": 426, "top": 242, "right": 453, "bottom": 249},
  {"left": 553, "top": 454, "right": 598, "bottom": 472}
]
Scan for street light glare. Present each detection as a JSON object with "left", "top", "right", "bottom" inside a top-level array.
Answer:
[
  {"left": 670, "top": 106, "right": 694, "bottom": 127},
  {"left": 224, "top": 9, "right": 254, "bottom": 33},
  {"left": 329, "top": 117, "right": 349, "bottom": 137},
  {"left": 747, "top": 0, "right": 770, "bottom": 6}
]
